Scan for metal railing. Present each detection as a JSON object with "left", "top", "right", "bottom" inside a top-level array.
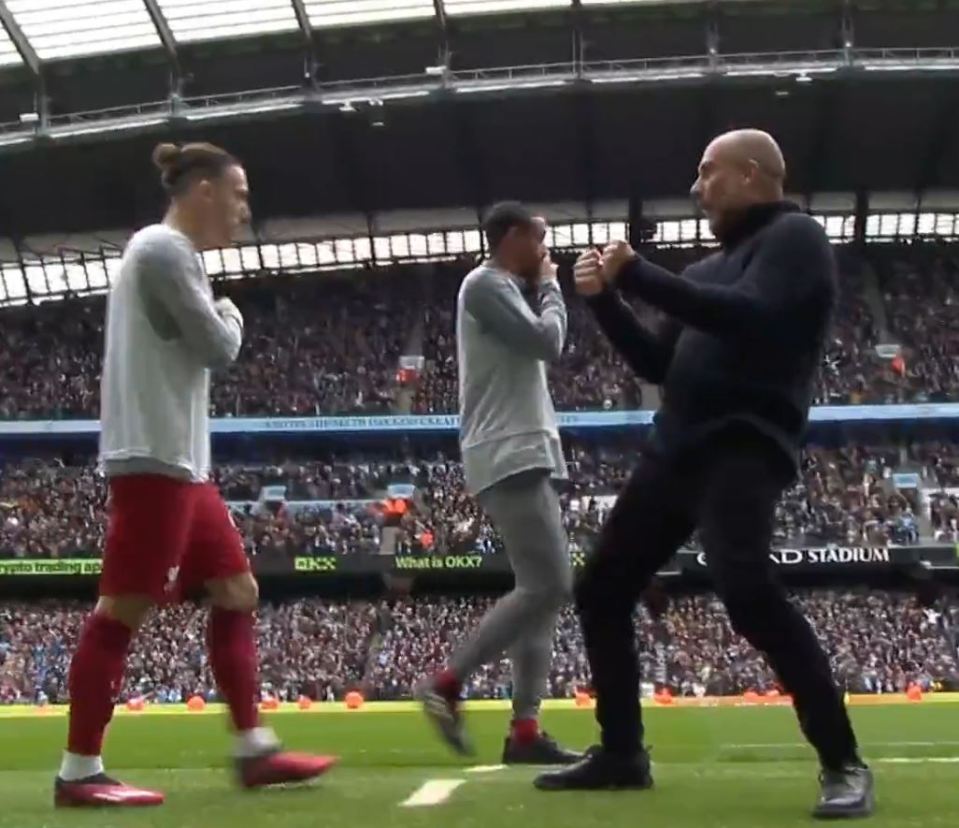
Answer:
[{"left": 0, "top": 46, "right": 956, "bottom": 149}]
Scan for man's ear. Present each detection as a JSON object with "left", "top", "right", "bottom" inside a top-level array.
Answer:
[{"left": 195, "top": 178, "right": 215, "bottom": 202}]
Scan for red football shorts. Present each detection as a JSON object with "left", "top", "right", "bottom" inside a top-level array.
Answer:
[{"left": 100, "top": 474, "right": 250, "bottom": 603}]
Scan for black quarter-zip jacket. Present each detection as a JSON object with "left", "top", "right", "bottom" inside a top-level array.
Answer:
[{"left": 587, "top": 202, "right": 837, "bottom": 476}]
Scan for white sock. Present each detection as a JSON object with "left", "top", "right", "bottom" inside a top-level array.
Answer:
[
  {"left": 234, "top": 726, "right": 280, "bottom": 759},
  {"left": 59, "top": 752, "right": 105, "bottom": 781}
]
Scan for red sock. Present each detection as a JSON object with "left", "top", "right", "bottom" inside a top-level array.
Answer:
[
  {"left": 67, "top": 613, "right": 133, "bottom": 756},
  {"left": 510, "top": 718, "right": 540, "bottom": 745},
  {"left": 434, "top": 668, "right": 462, "bottom": 700},
  {"left": 208, "top": 608, "right": 260, "bottom": 732}
]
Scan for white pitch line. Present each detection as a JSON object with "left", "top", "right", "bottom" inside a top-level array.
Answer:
[
  {"left": 727, "top": 741, "right": 959, "bottom": 749},
  {"left": 465, "top": 764, "right": 507, "bottom": 774},
  {"left": 668, "top": 760, "right": 959, "bottom": 778},
  {"left": 878, "top": 757, "right": 959, "bottom": 764},
  {"left": 400, "top": 779, "right": 465, "bottom": 807}
]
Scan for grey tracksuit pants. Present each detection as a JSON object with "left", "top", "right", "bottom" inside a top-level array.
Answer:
[{"left": 448, "top": 468, "right": 572, "bottom": 720}]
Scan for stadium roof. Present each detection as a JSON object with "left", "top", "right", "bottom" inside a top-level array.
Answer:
[
  {"left": 3, "top": 1, "right": 162, "bottom": 62},
  {"left": 0, "top": 2, "right": 810, "bottom": 66},
  {"left": 0, "top": 1, "right": 957, "bottom": 235},
  {"left": 0, "top": 18, "right": 19, "bottom": 68},
  {"left": 0, "top": 1, "right": 954, "bottom": 71},
  {"left": 0, "top": 0, "right": 746, "bottom": 66}
]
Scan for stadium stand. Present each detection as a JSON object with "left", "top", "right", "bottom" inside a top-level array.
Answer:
[
  {"left": 2, "top": 592, "right": 956, "bottom": 705},
  {"left": 0, "top": 437, "right": 953, "bottom": 560},
  {"left": 0, "top": 246, "right": 956, "bottom": 419}
]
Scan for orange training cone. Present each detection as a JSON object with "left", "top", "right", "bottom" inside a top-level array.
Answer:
[{"left": 260, "top": 696, "right": 280, "bottom": 712}]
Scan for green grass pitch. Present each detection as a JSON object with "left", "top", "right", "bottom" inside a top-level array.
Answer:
[{"left": 2, "top": 702, "right": 958, "bottom": 827}]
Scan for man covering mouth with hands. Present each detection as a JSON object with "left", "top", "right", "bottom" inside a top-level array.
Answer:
[{"left": 418, "top": 202, "right": 580, "bottom": 768}]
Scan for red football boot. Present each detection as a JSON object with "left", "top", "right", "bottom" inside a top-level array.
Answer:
[
  {"left": 237, "top": 750, "right": 338, "bottom": 789},
  {"left": 54, "top": 774, "right": 165, "bottom": 808}
]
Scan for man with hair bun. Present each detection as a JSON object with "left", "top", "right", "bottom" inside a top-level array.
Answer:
[{"left": 55, "top": 142, "right": 337, "bottom": 809}]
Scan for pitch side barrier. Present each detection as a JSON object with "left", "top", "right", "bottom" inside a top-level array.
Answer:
[
  {"left": 2, "top": 402, "right": 959, "bottom": 439},
  {"left": 1, "top": 544, "right": 955, "bottom": 581}
]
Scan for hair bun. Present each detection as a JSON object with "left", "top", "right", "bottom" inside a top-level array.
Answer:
[
  {"left": 153, "top": 141, "right": 237, "bottom": 196},
  {"left": 151, "top": 143, "right": 181, "bottom": 171}
]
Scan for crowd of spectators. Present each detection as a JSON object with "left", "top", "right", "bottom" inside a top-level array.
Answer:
[
  {"left": 874, "top": 248, "right": 959, "bottom": 404},
  {"left": 0, "top": 245, "right": 955, "bottom": 420},
  {"left": 913, "top": 442, "right": 959, "bottom": 488},
  {"left": 651, "top": 590, "right": 959, "bottom": 696},
  {"left": 0, "top": 459, "right": 104, "bottom": 560},
  {"left": 812, "top": 257, "right": 885, "bottom": 406},
  {"left": 211, "top": 277, "right": 418, "bottom": 417},
  {"left": 0, "top": 273, "right": 418, "bottom": 421},
  {"left": 929, "top": 493, "right": 959, "bottom": 543},
  {"left": 412, "top": 264, "right": 460, "bottom": 416},
  {"left": 411, "top": 247, "right": 959, "bottom": 413},
  {"left": 2, "top": 591, "right": 955, "bottom": 705},
  {"left": 0, "top": 300, "right": 102, "bottom": 420},
  {"left": 3, "top": 439, "right": 959, "bottom": 560},
  {"left": 412, "top": 263, "right": 644, "bottom": 414},
  {"left": 775, "top": 445, "right": 921, "bottom": 547},
  {"left": 0, "top": 599, "right": 378, "bottom": 705}
]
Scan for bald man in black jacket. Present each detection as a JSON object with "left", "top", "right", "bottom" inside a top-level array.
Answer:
[{"left": 535, "top": 130, "right": 873, "bottom": 820}]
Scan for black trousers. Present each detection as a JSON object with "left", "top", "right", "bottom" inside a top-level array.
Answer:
[{"left": 575, "top": 429, "right": 860, "bottom": 770}]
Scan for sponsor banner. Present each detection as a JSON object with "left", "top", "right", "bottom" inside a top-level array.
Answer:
[
  {"left": 683, "top": 545, "right": 958, "bottom": 571},
  {"left": 687, "top": 547, "right": 895, "bottom": 569},
  {"left": 292, "top": 556, "right": 341, "bottom": 574},
  {"left": 4, "top": 402, "right": 959, "bottom": 439},
  {"left": 399, "top": 355, "right": 425, "bottom": 371},
  {"left": 0, "top": 559, "right": 102, "bottom": 576},
  {"left": 393, "top": 554, "right": 486, "bottom": 571},
  {"left": 2, "top": 545, "right": 954, "bottom": 580},
  {"left": 229, "top": 499, "right": 378, "bottom": 519},
  {"left": 289, "top": 546, "right": 952, "bottom": 577},
  {"left": 875, "top": 344, "right": 903, "bottom": 360},
  {"left": 386, "top": 484, "right": 416, "bottom": 500}
]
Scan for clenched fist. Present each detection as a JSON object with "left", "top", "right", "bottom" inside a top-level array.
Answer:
[
  {"left": 573, "top": 249, "right": 604, "bottom": 297},
  {"left": 215, "top": 297, "right": 244, "bottom": 330},
  {"left": 539, "top": 251, "right": 559, "bottom": 285},
  {"left": 601, "top": 240, "right": 638, "bottom": 283}
]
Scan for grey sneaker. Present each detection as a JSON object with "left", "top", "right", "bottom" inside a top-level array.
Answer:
[
  {"left": 416, "top": 683, "right": 474, "bottom": 756},
  {"left": 813, "top": 764, "right": 875, "bottom": 819}
]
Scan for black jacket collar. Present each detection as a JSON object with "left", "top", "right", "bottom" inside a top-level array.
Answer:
[{"left": 716, "top": 200, "right": 800, "bottom": 249}]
